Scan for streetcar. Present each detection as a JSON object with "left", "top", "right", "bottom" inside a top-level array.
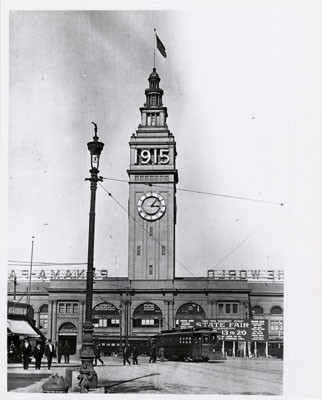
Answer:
[{"left": 154, "top": 328, "right": 224, "bottom": 362}]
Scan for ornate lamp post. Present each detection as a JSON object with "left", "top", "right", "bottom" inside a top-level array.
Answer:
[{"left": 78, "top": 122, "right": 104, "bottom": 392}]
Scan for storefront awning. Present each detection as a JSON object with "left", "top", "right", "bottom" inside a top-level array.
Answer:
[{"left": 7, "top": 319, "right": 40, "bottom": 338}]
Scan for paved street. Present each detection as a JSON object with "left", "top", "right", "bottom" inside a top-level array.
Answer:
[{"left": 8, "top": 355, "right": 283, "bottom": 395}]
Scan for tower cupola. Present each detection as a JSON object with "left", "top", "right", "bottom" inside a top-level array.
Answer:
[{"left": 141, "top": 68, "right": 167, "bottom": 127}]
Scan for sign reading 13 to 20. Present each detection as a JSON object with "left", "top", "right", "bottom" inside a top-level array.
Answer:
[{"left": 134, "top": 148, "right": 170, "bottom": 165}]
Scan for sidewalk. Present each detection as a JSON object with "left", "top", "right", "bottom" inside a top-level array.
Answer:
[{"left": 8, "top": 355, "right": 154, "bottom": 393}]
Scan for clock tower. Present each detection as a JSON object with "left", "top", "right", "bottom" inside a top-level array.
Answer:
[{"left": 128, "top": 68, "right": 178, "bottom": 280}]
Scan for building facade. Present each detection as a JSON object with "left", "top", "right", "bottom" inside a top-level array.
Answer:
[{"left": 7, "top": 69, "right": 284, "bottom": 358}]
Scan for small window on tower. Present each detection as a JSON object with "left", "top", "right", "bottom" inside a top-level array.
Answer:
[
  {"left": 162, "top": 246, "right": 166, "bottom": 255},
  {"left": 149, "top": 265, "right": 153, "bottom": 275},
  {"left": 137, "top": 246, "right": 141, "bottom": 256},
  {"left": 149, "top": 227, "right": 153, "bottom": 236}
]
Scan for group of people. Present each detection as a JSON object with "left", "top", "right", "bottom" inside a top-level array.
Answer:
[
  {"left": 122, "top": 343, "right": 165, "bottom": 365},
  {"left": 15, "top": 336, "right": 72, "bottom": 370},
  {"left": 12, "top": 337, "right": 166, "bottom": 369}
]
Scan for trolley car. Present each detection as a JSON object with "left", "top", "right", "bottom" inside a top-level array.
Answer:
[{"left": 154, "top": 328, "right": 223, "bottom": 362}]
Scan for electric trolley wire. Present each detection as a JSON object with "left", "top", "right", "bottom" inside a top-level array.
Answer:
[
  {"left": 98, "top": 182, "right": 196, "bottom": 278},
  {"left": 213, "top": 224, "right": 263, "bottom": 268},
  {"left": 98, "top": 182, "right": 266, "bottom": 292},
  {"left": 8, "top": 260, "right": 87, "bottom": 266},
  {"left": 101, "top": 176, "right": 285, "bottom": 207}
]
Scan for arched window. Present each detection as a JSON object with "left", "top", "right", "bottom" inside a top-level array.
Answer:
[
  {"left": 133, "top": 303, "right": 162, "bottom": 328},
  {"left": 92, "top": 302, "right": 120, "bottom": 328},
  {"left": 252, "top": 305, "right": 264, "bottom": 315},
  {"left": 59, "top": 322, "right": 77, "bottom": 333},
  {"left": 271, "top": 306, "right": 283, "bottom": 315},
  {"left": 39, "top": 304, "right": 48, "bottom": 330},
  {"left": 175, "top": 303, "right": 206, "bottom": 327}
]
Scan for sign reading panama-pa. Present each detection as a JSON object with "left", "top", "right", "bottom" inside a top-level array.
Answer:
[{"left": 178, "top": 319, "right": 268, "bottom": 342}]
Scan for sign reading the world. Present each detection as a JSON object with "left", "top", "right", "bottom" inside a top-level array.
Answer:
[{"left": 207, "top": 269, "right": 284, "bottom": 282}]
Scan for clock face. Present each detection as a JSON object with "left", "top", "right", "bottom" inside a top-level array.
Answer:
[{"left": 137, "top": 192, "right": 166, "bottom": 221}]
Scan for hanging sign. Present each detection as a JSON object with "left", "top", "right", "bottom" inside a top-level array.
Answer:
[
  {"left": 7, "top": 269, "right": 109, "bottom": 281},
  {"left": 178, "top": 318, "right": 269, "bottom": 342}
]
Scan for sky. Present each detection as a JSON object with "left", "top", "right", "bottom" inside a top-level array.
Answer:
[
  {"left": 3, "top": 3, "right": 322, "bottom": 279},
  {"left": 3, "top": 4, "right": 319, "bottom": 276},
  {"left": 2, "top": 1, "right": 322, "bottom": 398}
]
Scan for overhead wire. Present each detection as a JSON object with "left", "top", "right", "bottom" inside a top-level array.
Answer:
[
  {"left": 98, "top": 181, "right": 267, "bottom": 292},
  {"left": 101, "top": 176, "right": 284, "bottom": 206}
]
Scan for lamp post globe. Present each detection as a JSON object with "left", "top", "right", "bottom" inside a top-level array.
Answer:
[{"left": 78, "top": 122, "right": 104, "bottom": 392}]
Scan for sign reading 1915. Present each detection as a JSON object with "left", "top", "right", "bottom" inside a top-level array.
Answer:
[{"left": 134, "top": 148, "right": 170, "bottom": 165}]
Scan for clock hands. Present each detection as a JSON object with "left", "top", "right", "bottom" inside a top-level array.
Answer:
[{"left": 150, "top": 198, "right": 160, "bottom": 208}]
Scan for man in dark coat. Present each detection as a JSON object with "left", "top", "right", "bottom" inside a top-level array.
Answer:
[
  {"left": 44, "top": 339, "right": 56, "bottom": 370},
  {"left": 123, "top": 344, "right": 131, "bottom": 366},
  {"left": 8, "top": 341, "right": 16, "bottom": 363},
  {"left": 33, "top": 343, "right": 44, "bottom": 369},
  {"left": 94, "top": 344, "right": 104, "bottom": 366},
  {"left": 63, "top": 340, "right": 70, "bottom": 364},
  {"left": 132, "top": 345, "right": 139, "bottom": 365},
  {"left": 57, "top": 341, "right": 63, "bottom": 364},
  {"left": 21, "top": 336, "right": 32, "bottom": 370},
  {"left": 149, "top": 343, "right": 157, "bottom": 363}
]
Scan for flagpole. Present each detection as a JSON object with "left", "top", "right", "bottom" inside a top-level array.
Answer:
[{"left": 153, "top": 28, "right": 156, "bottom": 69}]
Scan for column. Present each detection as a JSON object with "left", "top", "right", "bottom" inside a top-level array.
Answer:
[
  {"left": 207, "top": 301, "right": 213, "bottom": 318},
  {"left": 141, "top": 112, "right": 147, "bottom": 126},
  {"left": 128, "top": 300, "right": 132, "bottom": 337},
  {"left": 222, "top": 340, "right": 225, "bottom": 356},
  {"left": 233, "top": 341, "right": 235, "bottom": 357},
  {"left": 265, "top": 342, "right": 268, "bottom": 358},
  {"left": 52, "top": 300, "right": 57, "bottom": 343},
  {"left": 160, "top": 112, "right": 165, "bottom": 125},
  {"left": 169, "top": 300, "right": 175, "bottom": 330},
  {"left": 34, "top": 311, "right": 39, "bottom": 328},
  {"left": 79, "top": 301, "right": 85, "bottom": 353},
  {"left": 254, "top": 341, "right": 257, "bottom": 357},
  {"left": 47, "top": 301, "right": 53, "bottom": 340},
  {"left": 163, "top": 300, "right": 170, "bottom": 331}
]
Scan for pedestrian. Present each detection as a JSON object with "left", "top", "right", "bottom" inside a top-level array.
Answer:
[
  {"left": 123, "top": 344, "right": 131, "bottom": 366},
  {"left": 94, "top": 344, "right": 104, "bottom": 366},
  {"left": 33, "top": 343, "right": 44, "bottom": 370},
  {"left": 158, "top": 345, "right": 165, "bottom": 362},
  {"left": 149, "top": 343, "right": 157, "bottom": 363},
  {"left": 21, "top": 337, "right": 32, "bottom": 369},
  {"left": 44, "top": 339, "right": 56, "bottom": 370},
  {"left": 8, "top": 341, "right": 16, "bottom": 363},
  {"left": 57, "top": 341, "right": 63, "bottom": 364},
  {"left": 132, "top": 345, "right": 139, "bottom": 365},
  {"left": 63, "top": 340, "right": 70, "bottom": 364}
]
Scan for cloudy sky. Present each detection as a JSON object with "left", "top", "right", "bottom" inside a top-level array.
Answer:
[{"left": 3, "top": 3, "right": 321, "bottom": 280}]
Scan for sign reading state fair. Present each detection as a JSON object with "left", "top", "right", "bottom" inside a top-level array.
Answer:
[
  {"left": 7, "top": 269, "right": 108, "bottom": 281},
  {"left": 179, "top": 319, "right": 269, "bottom": 342}
]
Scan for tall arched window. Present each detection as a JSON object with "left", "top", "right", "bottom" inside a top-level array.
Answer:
[
  {"left": 39, "top": 304, "right": 48, "bottom": 329},
  {"left": 175, "top": 303, "right": 206, "bottom": 327},
  {"left": 92, "top": 302, "right": 120, "bottom": 328},
  {"left": 133, "top": 303, "right": 162, "bottom": 328},
  {"left": 252, "top": 305, "right": 264, "bottom": 315},
  {"left": 271, "top": 306, "right": 283, "bottom": 314}
]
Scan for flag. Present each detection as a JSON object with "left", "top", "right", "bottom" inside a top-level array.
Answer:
[{"left": 156, "top": 34, "right": 167, "bottom": 58}]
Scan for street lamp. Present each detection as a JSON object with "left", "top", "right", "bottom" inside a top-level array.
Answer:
[{"left": 78, "top": 122, "right": 104, "bottom": 392}]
